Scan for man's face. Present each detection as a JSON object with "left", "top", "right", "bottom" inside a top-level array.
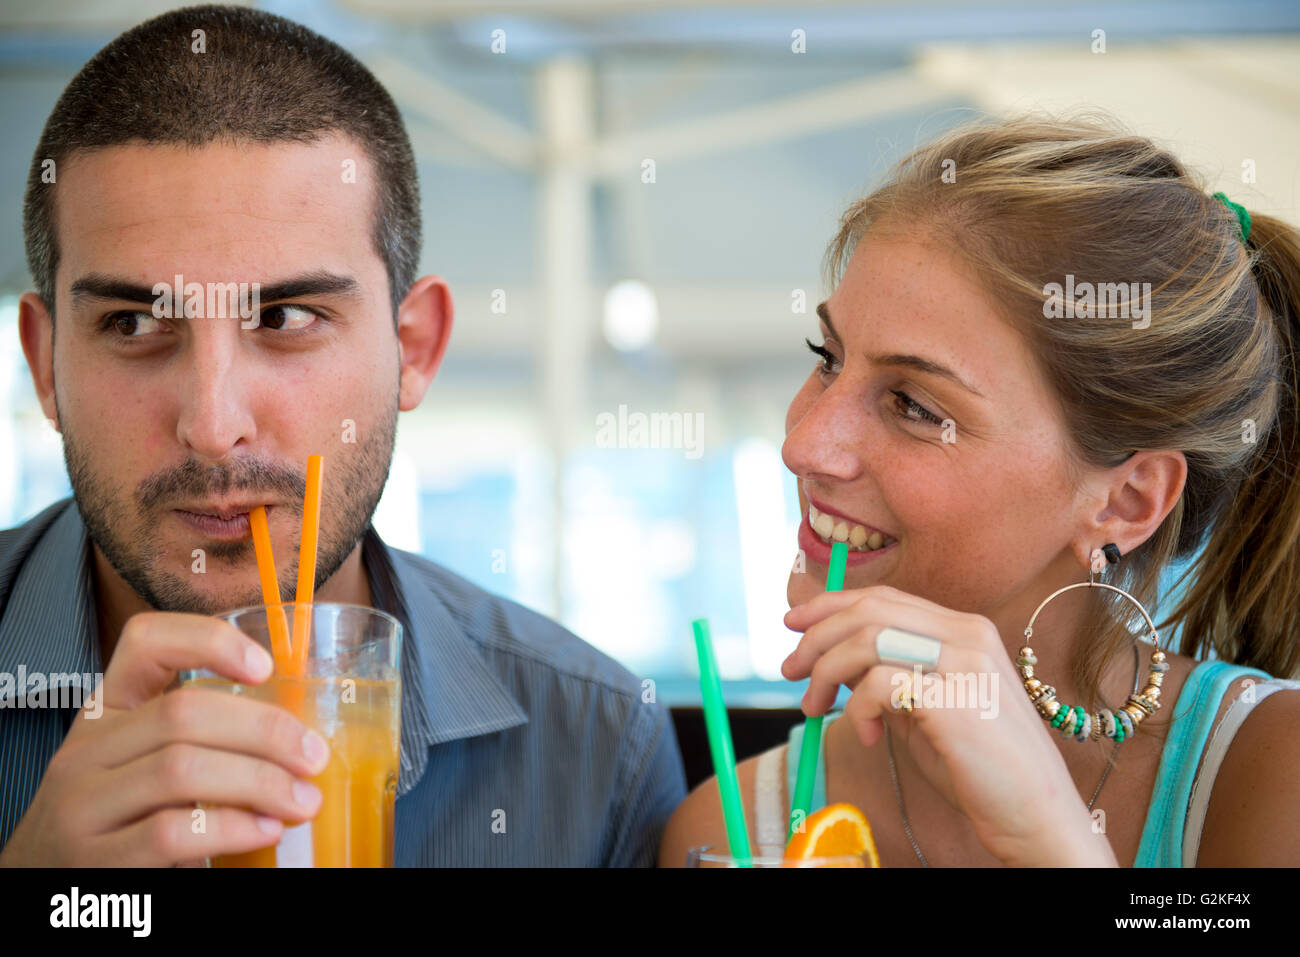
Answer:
[{"left": 48, "top": 135, "right": 399, "bottom": 614}]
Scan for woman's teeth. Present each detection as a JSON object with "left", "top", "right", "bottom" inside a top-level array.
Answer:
[{"left": 808, "top": 505, "right": 898, "bottom": 552}]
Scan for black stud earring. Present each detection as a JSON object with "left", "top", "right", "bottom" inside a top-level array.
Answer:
[{"left": 1102, "top": 543, "right": 1122, "bottom": 565}]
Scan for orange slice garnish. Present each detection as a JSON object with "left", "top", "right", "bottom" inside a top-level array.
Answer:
[{"left": 783, "top": 802, "right": 881, "bottom": 867}]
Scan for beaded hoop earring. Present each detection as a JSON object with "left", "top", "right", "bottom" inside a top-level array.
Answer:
[{"left": 1015, "top": 544, "right": 1168, "bottom": 743}]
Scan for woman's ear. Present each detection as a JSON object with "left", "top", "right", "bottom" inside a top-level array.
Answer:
[{"left": 1075, "top": 449, "right": 1187, "bottom": 565}]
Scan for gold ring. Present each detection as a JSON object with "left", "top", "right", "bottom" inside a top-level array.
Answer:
[{"left": 898, "top": 673, "right": 915, "bottom": 713}]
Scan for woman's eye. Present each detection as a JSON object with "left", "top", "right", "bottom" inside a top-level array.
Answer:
[
  {"left": 804, "top": 337, "right": 841, "bottom": 377},
  {"left": 105, "top": 311, "right": 164, "bottom": 338},
  {"left": 803, "top": 337, "right": 944, "bottom": 427},
  {"left": 258, "top": 304, "right": 319, "bottom": 331},
  {"left": 892, "top": 390, "right": 944, "bottom": 426}
]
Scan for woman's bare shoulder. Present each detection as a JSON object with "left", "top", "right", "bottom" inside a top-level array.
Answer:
[
  {"left": 1195, "top": 683, "right": 1300, "bottom": 866},
  {"left": 656, "top": 748, "right": 776, "bottom": 867}
]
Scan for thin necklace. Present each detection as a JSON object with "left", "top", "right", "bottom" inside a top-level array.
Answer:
[{"left": 884, "top": 641, "right": 1140, "bottom": 867}]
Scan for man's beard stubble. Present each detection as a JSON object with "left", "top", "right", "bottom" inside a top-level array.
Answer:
[{"left": 61, "top": 400, "right": 397, "bottom": 617}]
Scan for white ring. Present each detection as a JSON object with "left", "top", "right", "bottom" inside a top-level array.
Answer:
[{"left": 876, "top": 626, "right": 942, "bottom": 670}]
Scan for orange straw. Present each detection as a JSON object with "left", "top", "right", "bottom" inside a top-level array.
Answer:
[
  {"left": 248, "top": 505, "right": 292, "bottom": 673},
  {"left": 290, "top": 455, "right": 324, "bottom": 675}
]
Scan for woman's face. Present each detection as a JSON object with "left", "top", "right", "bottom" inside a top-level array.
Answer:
[{"left": 783, "top": 228, "right": 1087, "bottom": 619}]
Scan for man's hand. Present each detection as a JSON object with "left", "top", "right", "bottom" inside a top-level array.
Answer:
[{"left": 0, "top": 611, "right": 330, "bottom": 866}]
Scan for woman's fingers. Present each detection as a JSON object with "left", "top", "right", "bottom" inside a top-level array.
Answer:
[
  {"left": 842, "top": 667, "right": 970, "bottom": 814},
  {"left": 784, "top": 587, "right": 1006, "bottom": 709},
  {"left": 843, "top": 667, "right": 912, "bottom": 747},
  {"left": 783, "top": 591, "right": 924, "bottom": 679},
  {"left": 802, "top": 623, "right": 988, "bottom": 716},
  {"left": 783, "top": 584, "right": 936, "bottom": 632}
]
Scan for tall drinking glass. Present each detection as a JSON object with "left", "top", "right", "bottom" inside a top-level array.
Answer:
[
  {"left": 180, "top": 601, "right": 402, "bottom": 867},
  {"left": 686, "top": 845, "right": 872, "bottom": 868}
]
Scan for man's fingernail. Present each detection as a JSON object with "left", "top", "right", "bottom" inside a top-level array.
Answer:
[
  {"left": 293, "top": 780, "right": 322, "bottom": 812},
  {"left": 302, "top": 730, "right": 329, "bottom": 769},
  {"left": 256, "top": 815, "right": 282, "bottom": 835},
  {"left": 245, "top": 645, "right": 273, "bottom": 679}
]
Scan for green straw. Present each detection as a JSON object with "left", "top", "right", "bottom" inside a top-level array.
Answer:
[
  {"left": 692, "top": 617, "right": 752, "bottom": 866},
  {"left": 788, "top": 540, "right": 848, "bottom": 843}
]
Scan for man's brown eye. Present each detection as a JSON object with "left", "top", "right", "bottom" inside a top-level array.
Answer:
[
  {"left": 105, "top": 311, "right": 161, "bottom": 337},
  {"left": 257, "top": 305, "right": 316, "bottom": 331}
]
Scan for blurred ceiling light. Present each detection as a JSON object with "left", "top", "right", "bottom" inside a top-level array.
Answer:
[{"left": 602, "top": 280, "right": 658, "bottom": 352}]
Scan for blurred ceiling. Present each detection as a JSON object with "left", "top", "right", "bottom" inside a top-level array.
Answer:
[
  {"left": 0, "top": 2, "right": 1296, "bottom": 362},
  {"left": 4, "top": 0, "right": 1300, "bottom": 42}
]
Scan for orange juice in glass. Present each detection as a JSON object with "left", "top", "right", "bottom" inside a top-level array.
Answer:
[{"left": 181, "top": 602, "right": 401, "bottom": 867}]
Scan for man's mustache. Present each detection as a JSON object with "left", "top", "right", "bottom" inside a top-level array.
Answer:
[{"left": 136, "top": 457, "right": 306, "bottom": 512}]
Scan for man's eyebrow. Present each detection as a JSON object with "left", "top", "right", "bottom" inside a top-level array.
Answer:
[
  {"left": 68, "top": 271, "right": 362, "bottom": 308},
  {"left": 816, "top": 300, "right": 986, "bottom": 399}
]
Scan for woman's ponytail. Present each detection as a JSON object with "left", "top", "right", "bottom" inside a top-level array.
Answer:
[{"left": 1165, "top": 211, "right": 1300, "bottom": 680}]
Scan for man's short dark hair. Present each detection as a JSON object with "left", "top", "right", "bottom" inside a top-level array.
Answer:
[{"left": 22, "top": 3, "right": 420, "bottom": 326}]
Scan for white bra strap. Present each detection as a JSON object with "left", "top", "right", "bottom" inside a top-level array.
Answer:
[
  {"left": 1184, "top": 677, "right": 1300, "bottom": 864},
  {"left": 754, "top": 743, "right": 788, "bottom": 856}
]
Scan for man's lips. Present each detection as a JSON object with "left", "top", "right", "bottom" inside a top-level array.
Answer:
[
  {"left": 173, "top": 509, "right": 261, "bottom": 540},
  {"left": 171, "top": 502, "right": 281, "bottom": 541},
  {"left": 174, "top": 502, "right": 272, "bottom": 521}
]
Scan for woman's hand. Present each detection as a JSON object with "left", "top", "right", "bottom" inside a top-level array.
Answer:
[{"left": 783, "top": 584, "right": 1117, "bottom": 867}]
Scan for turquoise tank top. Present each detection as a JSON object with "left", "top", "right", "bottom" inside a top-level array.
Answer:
[{"left": 785, "top": 660, "right": 1270, "bottom": 867}]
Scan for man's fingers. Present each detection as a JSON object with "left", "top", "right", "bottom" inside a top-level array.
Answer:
[
  {"left": 89, "top": 742, "right": 323, "bottom": 835},
  {"left": 104, "top": 807, "right": 286, "bottom": 867},
  {"left": 100, "top": 612, "right": 273, "bottom": 711},
  {"left": 92, "top": 686, "right": 329, "bottom": 778}
]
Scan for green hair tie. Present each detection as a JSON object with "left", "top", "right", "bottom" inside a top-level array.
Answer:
[{"left": 1213, "top": 191, "right": 1252, "bottom": 245}]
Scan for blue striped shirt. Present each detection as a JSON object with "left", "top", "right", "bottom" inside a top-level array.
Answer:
[{"left": 0, "top": 498, "right": 686, "bottom": 865}]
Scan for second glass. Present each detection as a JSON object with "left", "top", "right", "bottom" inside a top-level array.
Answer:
[{"left": 686, "top": 845, "right": 872, "bottom": 867}]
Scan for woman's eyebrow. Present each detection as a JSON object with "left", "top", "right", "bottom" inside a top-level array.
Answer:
[{"left": 816, "top": 300, "right": 986, "bottom": 399}]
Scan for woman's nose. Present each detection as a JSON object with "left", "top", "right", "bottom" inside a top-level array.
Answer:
[{"left": 781, "top": 378, "right": 868, "bottom": 482}]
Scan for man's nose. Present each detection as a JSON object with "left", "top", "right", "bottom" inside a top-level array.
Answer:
[{"left": 174, "top": 331, "right": 257, "bottom": 460}]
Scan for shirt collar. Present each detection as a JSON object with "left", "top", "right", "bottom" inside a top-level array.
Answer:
[
  {"left": 0, "top": 499, "right": 528, "bottom": 795},
  {"left": 0, "top": 500, "right": 100, "bottom": 691},
  {"left": 359, "top": 524, "right": 528, "bottom": 794}
]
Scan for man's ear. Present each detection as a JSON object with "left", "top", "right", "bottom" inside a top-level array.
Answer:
[
  {"left": 396, "top": 276, "right": 453, "bottom": 412},
  {"left": 18, "top": 291, "right": 59, "bottom": 431}
]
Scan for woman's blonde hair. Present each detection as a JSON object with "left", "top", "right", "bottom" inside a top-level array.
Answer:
[{"left": 826, "top": 112, "right": 1300, "bottom": 739}]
